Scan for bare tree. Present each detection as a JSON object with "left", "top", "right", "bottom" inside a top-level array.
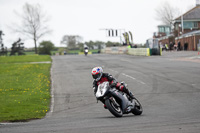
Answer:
[
  {"left": 155, "top": 2, "right": 180, "bottom": 27},
  {"left": 61, "top": 35, "right": 83, "bottom": 49},
  {"left": 15, "top": 3, "right": 51, "bottom": 54}
]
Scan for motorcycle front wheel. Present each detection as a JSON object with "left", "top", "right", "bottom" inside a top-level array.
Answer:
[
  {"left": 132, "top": 97, "right": 143, "bottom": 115},
  {"left": 105, "top": 98, "right": 123, "bottom": 117}
]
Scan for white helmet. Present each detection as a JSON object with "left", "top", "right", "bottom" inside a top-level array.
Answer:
[{"left": 91, "top": 67, "right": 103, "bottom": 81}]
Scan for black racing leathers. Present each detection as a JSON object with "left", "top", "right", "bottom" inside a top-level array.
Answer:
[
  {"left": 93, "top": 73, "right": 116, "bottom": 94},
  {"left": 93, "top": 73, "right": 135, "bottom": 99}
]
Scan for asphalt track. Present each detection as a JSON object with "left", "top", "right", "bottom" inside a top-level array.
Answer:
[{"left": 1, "top": 51, "right": 200, "bottom": 133}]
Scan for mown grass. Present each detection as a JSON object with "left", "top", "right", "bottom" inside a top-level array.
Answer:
[
  {"left": 0, "top": 55, "right": 51, "bottom": 63},
  {"left": 0, "top": 55, "right": 51, "bottom": 122}
]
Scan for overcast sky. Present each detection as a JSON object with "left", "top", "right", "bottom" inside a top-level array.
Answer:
[{"left": 0, "top": 0, "right": 196, "bottom": 48}]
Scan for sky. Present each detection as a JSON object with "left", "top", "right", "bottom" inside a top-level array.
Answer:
[{"left": 0, "top": 0, "right": 196, "bottom": 48}]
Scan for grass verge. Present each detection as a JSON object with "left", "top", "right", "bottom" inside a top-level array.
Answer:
[
  {"left": 0, "top": 55, "right": 51, "bottom": 122},
  {"left": 0, "top": 55, "right": 51, "bottom": 63}
]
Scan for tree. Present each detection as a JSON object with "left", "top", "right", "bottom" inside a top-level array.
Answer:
[
  {"left": 105, "top": 41, "right": 121, "bottom": 47},
  {"left": 10, "top": 38, "right": 25, "bottom": 56},
  {"left": 60, "top": 35, "right": 83, "bottom": 49},
  {"left": 39, "top": 41, "right": 54, "bottom": 55},
  {"left": 85, "top": 41, "right": 95, "bottom": 49},
  {"left": 95, "top": 41, "right": 105, "bottom": 49},
  {"left": 15, "top": 3, "right": 52, "bottom": 54},
  {"left": 85, "top": 41, "right": 105, "bottom": 49},
  {"left": 155, "top": 2, "right": 180, "bottom": 27},
  {"left": 78, "top": 42, "right": 84, "bottom": 52}
]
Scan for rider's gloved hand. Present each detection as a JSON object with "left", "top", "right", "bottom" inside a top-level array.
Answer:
[{"left": 110, "top": 82, "right": 116, "bottom": 88}]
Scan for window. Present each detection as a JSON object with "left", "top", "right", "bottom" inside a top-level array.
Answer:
[
  {"left": 194, "top": 22, "right": 198, "bottom": 28},
  {"left": 159, "top": 27, "right": 165, "bottom": 33},
  {"left": 158, "top": 26, "right": 170, "bottom": 35},
  {"left": 183, "top": 21, "right": 198, "bottom": 29},
  {"left": 165, "top": 27, "right": 170, "bottom": 35},
  {"left": 183, "top": 22, "right": 193, "bottom": 29},
  {"left": 175, "top": 23, "right": 179, "bottom": 30}
]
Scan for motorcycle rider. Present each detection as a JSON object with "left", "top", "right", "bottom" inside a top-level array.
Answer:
[
  {"left": 84, "top": 47, "right": 88, "bottom": 55},
  {"left": 92, "top": 67, "right": 135, "bottom": 108}
]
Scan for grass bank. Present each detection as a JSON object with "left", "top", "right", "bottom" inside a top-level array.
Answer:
[{"left": 0, "top": 55, "right": 51, "bottom": 122}]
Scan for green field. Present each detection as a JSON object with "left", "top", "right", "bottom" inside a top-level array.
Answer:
[{"left": 0, "top": 55, "right": 51, "bottom": 122}]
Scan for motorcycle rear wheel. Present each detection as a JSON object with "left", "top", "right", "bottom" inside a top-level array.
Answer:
[{"left": 105, "top": 98, "right": 123, "bottom": 117}]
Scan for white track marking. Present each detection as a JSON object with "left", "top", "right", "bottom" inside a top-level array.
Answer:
[
  {"left": 50, "top": 65, "right": 55, "bottom": 113},
  {"left": 109, "top": 69, "right": 118, "bottom": 73},
  {"left": 109, "top": 69, "right": 146, "bottom": 85},
  {"left": 122, "top": 73, "right": 135, "bottom": 80},
  {"left": 46, "top": 61, "right": 55, "bottom": 117}
]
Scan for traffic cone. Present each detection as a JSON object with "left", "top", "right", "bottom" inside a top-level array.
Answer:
[{"left": 198, "top": 52, "right": 200, "bottom": 55}]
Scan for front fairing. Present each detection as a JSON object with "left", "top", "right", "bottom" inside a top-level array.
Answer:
[{"left": 96, "top": 82, "right": 110, "bottom": 99}]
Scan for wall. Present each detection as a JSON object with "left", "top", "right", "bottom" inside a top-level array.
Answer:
[
  {"left": 103, "top": 47, "right": 127, "bottom": 54},
  {"left": 175, "top": 34, "right": 200, "bottom": 50},
  {"left": 102, "top": 47, "right": 150, "bottom": 56},
  {"left": 128, "top": 48, "right": 150, "bottom": 56}
]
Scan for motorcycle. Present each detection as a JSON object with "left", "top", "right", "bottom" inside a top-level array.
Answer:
[
  {"left": 84, "top": 49, "right": 88, "bottom": 56},
  {"left": 95, "top": 82, "right": 143, "bottom": 117}
]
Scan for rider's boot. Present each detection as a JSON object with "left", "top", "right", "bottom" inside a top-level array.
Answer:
[
  {"left": 120, "top": 82, "right": 135, "bottom": 100},
  {"left": 128, "top": 91, "right": 135, "bottom": 99},
  {"left": 124, "top": 87, "right": 135, "bottom": 100},
  {"left": 104, "top": 104, "right": 107, "bottom": 109}
]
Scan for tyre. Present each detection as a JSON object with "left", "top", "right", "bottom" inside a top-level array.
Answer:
[
  {"left": 132, "top": 98, "right": 143, "bottom": 115},
  {"left": 105, "top": 98, "right": 123, "bottom": 117}
]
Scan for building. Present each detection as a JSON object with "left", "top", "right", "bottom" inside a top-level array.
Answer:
[
  {"left": 153, "top": 25, "right": 174, "bottom": 49},
  {"left": 154, "top": 25, "right": 171, "bottom": 37},
  {"left": 154, "top": 1, "right": 200, "bottom": 51},
  {"left": 174, "top": 4, "right": 200, "bottom": 50}
]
